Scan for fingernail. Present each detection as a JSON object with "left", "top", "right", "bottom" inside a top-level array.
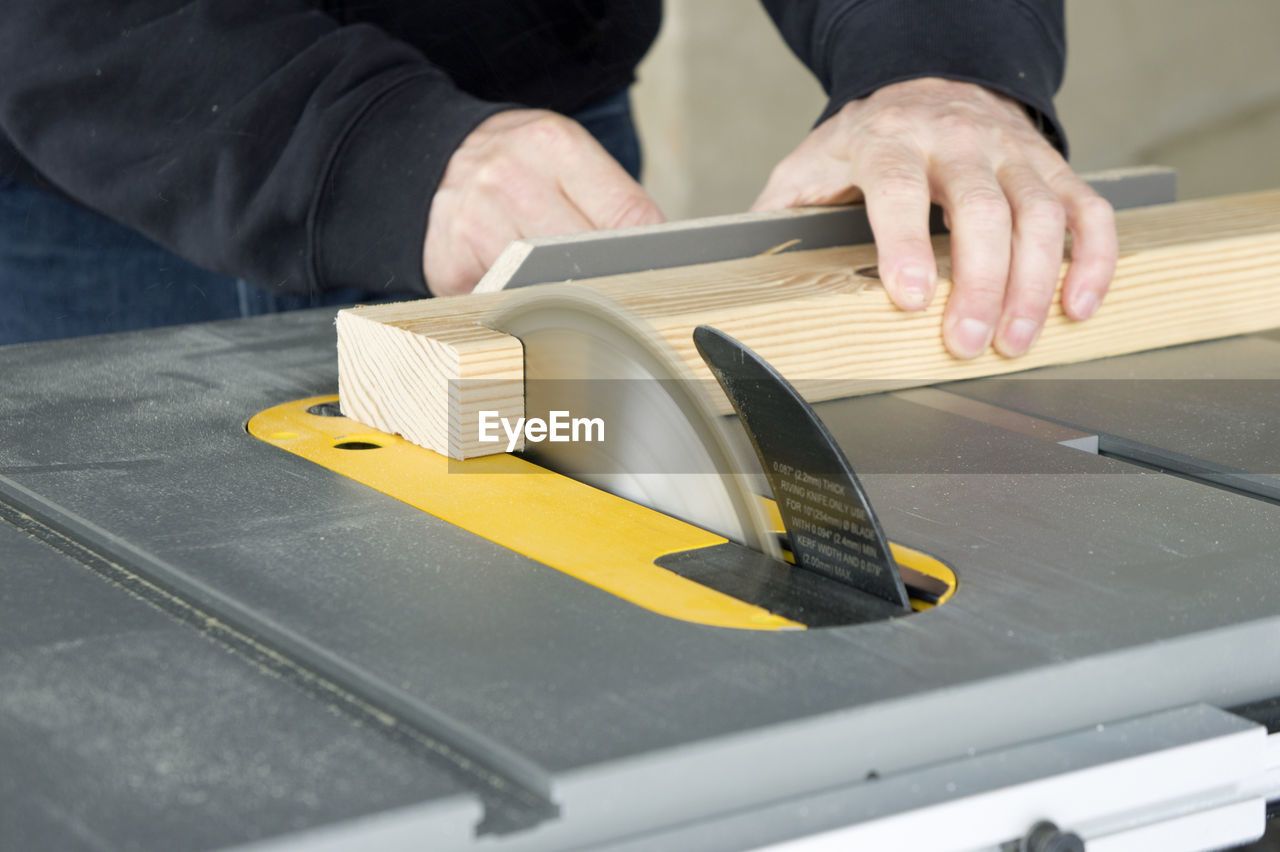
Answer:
[
  {"left": 1000, "top": 318, "right": 1041, "bottom": 355},
  {"left": 1071, "top": 291, "right": 1100, "bottom": 319},
  {"left": 949, "top": 318, "right": 993, "bottom": 359},
  {"left": 895, "top": 266, "right": 933, "bottom": 309}
]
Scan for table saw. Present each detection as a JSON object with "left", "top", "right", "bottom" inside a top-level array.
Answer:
[{"left": 3, "top": 169, "right": 1280, "bottom": 852}]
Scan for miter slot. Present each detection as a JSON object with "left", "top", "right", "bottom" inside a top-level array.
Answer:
[
  {"left": 1094, "top": 434, "right": 1280, "bottom": 505},
  {"left": 933, "top": 334, "right": 1280, "bottom": 505},
  {"left": 1230, "top": 695, "right": 1280, "bottom": 735},
  {"left": 908, "top": 385, "right": 1280, "bottom": 505},
  {"left": 891, "top": 388, "right": 1101, "bottom": 454},
  {"left": 892, "top": 385, "right": 1280, "bottom": 502}
]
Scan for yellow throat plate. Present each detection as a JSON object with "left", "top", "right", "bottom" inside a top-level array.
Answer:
[{"left": 248, "top": 396, "right": 955, "bottom": 631}]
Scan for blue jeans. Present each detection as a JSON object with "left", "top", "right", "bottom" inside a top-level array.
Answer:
[{"left": 0, "top": 90, "right": 642, "bottom": 345}]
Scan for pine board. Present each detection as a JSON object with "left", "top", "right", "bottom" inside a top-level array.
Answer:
[{"left": 337, "top": 189, "right": 1280, "bottom": 459}]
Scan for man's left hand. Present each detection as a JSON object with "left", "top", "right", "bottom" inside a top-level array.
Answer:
[{"left": 753, "top": 77, "right": 1118, "bottom": 359}]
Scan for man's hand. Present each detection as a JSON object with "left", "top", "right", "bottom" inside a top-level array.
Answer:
[
  {"left": 753, "top": 78, "right": 1117, "bottom": 359},
  {"left": 424, "top": 109, "right": 665, "bottom": 296}
]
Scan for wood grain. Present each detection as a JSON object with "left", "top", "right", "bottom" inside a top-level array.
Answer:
[{"left": 338, "top": 188, "right": 1280, "bottom": 459}]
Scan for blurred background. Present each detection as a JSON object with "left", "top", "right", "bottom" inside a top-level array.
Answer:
[{"left": 633, "top": 0, "right": 1280, "bottom": 218}]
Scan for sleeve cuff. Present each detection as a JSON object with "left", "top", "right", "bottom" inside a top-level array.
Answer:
[
  {"left": 817, "top": 0, "right": 1068, "bottom": 155},
  {"left": 310, "top": 73, "right": 513, "bottom": 296}
]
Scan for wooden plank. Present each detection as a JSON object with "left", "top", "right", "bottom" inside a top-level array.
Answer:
[
  {"left": 336, "top": 299, "right": 523, "bottom": 459},
  {"left": 338, "top": 188, "right": 1280, "bottom": 459}
]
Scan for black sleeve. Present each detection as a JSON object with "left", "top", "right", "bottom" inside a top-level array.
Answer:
[
  {"left": 761, "top": 0, "right": 1069, "bottom": 154},
  {"left": 0, "top": 1, "right": 511, "bottom": 295}
]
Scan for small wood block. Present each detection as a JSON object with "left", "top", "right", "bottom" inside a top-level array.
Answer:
[
  {"left": 336, "top": 295, "right": 523, "bottom": 458},
  {"left": 338, "top": 189, "right": 1280, "bottom": 459}
]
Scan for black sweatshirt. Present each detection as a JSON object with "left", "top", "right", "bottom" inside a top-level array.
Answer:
[{"left": 0, "top": 1, "right": 1065, "bottom": 297}]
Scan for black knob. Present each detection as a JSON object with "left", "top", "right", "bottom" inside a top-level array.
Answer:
[{"left": 1023, "top": 820, "right": 1085, "bottom": 852}]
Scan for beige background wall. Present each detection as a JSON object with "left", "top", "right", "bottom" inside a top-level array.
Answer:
[{"left": 633, "top": 0, "right": 1280, "bottom": 219}]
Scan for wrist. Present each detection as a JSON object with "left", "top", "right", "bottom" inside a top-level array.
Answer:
[{"left": 314, "top": 75, "right": 510, "bottom": 296}]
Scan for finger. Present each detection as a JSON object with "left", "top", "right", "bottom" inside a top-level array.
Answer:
[
  {"left": 1049, "top": 173, "right": 1118, "bottom": 321},
  {"left": 424, "top": 194, "right": 522, "bottom": 296},
  {"left": 992, "top": 162, "right": 1067, "bottom": 356},
  {"left": 507, "top": 184, "right": 595, "bottom": 239},
  {"left": 935, "top": 160, "right": 1012, "bottom": 359},
  {"left": 856, "top": 145, "right": 936, "bottom": 310},
  {"left": 750, "top": 161, "right": 803, "bottom": 211},
  {"left": 556, "top": 130, "right": 665, "bottom": 229},
  {"left": 464, "top": 191, "right": 533, "bottom": 264},
  {"left": 468, "top": 138, "right": 600, "bottom": 240},
  {"left": 424, "top": 230, "right": 488, "bottom": 297},
  {"left": 751, "top": 153, "right": 863, "bottom": 212},
  {"left": 430, "top": 221, "right": 520, "bottom": 296},
  {"left": 577, "top": 181, "right": 665, "bottom": 229}
]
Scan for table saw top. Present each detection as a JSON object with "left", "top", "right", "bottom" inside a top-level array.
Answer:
[{"left": 3, "top": 310, "right": 1279, "bottom": 851}]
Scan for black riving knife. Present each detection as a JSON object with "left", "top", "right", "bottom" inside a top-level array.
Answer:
[{"left": 693, "top": 325, "right": 912, "bottom": 611}]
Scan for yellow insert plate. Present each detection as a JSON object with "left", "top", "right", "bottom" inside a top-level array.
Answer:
[{"left": 249, "top": 396, "right": 955, "bottom": 631}]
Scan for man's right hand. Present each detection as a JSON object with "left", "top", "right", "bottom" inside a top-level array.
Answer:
[{"left": 423, "top": 109, "right": 665, "bottom": 296}]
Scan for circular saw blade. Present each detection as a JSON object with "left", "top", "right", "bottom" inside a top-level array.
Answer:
[{"left": 486, "top": 286, "right": 780, "bottom": 559}]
